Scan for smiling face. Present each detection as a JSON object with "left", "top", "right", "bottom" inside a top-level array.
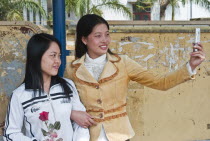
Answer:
[
  {"left": 82, "top": 23, "right": 111, "bottom": 59},
  {"left": 41, "top": 42, "right": 61, "bottom": 80}
]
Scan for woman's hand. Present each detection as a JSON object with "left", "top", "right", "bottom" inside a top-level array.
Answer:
[
  {"left": 189, "top": 43, "right": 205, "bottom": 70},
  {"left": 70, "top": 110, "right": 97, "bottom": 128}
]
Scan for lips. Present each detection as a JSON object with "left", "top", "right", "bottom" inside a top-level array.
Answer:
[
  {"left": 100, "top": 45, "right": 108, "bottom": 50},
  {"left": 53, "top": 66, "right": 59, "bottom": 70}
]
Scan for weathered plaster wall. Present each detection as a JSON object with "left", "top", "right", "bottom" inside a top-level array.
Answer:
[
  {"left": 1, "top": 21, "right": 210, "bottom": 141},
  {"left": 113, "top": 32, "right": 210, "bottom": 141},
  {"left": 0, "top": 21, "right": 41, "bottom": 138},
  {"left": 66, "top": 22, "right": 210, "bottom": 141}
]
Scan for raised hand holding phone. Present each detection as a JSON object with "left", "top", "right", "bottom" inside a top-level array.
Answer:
[{"left": 189, "top": 28, "right": 205, "bottom": 70}]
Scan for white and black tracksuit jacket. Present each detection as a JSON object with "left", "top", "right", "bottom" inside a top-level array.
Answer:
[{"left": 3, "top": 78, "right": 89, "bottom": 141}]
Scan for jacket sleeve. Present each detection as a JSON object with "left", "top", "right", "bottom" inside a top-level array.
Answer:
[
  {"left": 66, "top": 79, "right": 90, "bottom": 141},
  {"left": 3, "top": 92, "right": 38, "bottom": 141},
  {"left": 123, "top": 55, "right": 193, "bottom": 91}
]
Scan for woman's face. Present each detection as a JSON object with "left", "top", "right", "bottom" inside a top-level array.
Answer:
[
  {"left": 82, "top": 23, "right": 111, "bottom": 59},
  {"left": 41, "top": 42, "right": 61, "bottom": 79}
]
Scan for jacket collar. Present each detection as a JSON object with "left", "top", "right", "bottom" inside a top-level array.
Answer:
[{"left": 72, "top": 53, "right": 121, "bottom": 87}]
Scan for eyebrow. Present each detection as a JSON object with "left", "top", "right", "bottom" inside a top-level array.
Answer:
[
  {"left": 49, "top": 51, "right": 60, "bottom": 54},
  {"left": 94, "top": 31, "right": 109, "bottom": 34}
]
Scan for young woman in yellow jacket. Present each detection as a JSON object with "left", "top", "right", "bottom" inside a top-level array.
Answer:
[{"left": 65, "top": 14, "right": 205, "bottom": 141}]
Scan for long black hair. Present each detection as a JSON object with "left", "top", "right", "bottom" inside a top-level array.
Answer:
[
  {"left": 75, "top": 14, "right": 115, "bottom": 58},
  {"left": 24, "top": 33, "right": 72, "bottom": 97}
]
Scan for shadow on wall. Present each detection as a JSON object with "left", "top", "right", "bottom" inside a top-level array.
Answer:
[{"left": 0, "top": 21, "right": 42, "bottom": 137}]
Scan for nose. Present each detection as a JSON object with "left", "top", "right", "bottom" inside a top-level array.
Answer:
[
  {"left": 55, "top": 56, "right": 61, "bottom": 64},
  {"left": 101, "top": 35, "right": 108, "bottom": 43}
]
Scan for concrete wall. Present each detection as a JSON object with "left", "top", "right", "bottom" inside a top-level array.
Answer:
[
  {"left": 0, "top": 21, "right": 210, "bottom": 141},
  {"left": 66, "top": 21, "right": 210, "bottom": 141},
  {"left": 0, "top": 21, "right": 42, "bottom": 139}
]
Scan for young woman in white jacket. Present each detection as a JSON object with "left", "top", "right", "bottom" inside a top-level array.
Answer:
[{"left": 3, "top": 33, "right": 89, "bottom": 141}]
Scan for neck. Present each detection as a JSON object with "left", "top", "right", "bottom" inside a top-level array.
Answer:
[{"left": 43, "top": 75, "right": 51, "bottom": 94}]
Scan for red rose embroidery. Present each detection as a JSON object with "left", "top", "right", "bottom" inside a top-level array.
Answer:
[
  {"left": 39, "top": 111, "right": 62, "bottom": 140},
  {"left": 39, "top": 111, "right": 49, "bottom": 121}
]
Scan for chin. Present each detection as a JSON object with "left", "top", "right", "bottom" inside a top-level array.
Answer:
[
  {"left": 51, "top": 72, "right": 58, "bottom": 76},
  {"left": 101, "top": 50, "right": 108, "bottom": 55}
]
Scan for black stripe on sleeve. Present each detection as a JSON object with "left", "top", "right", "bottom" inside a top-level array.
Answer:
[{"left": 4, "top": 93, "right": 13, "bottom": 141}]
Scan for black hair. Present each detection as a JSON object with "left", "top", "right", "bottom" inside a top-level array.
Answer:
[
  {"left": 24, "top": 33, "right": 72, "bottom": 97},
  {"left": 75, "top": 14, "right": 115, "bottom": 58}
]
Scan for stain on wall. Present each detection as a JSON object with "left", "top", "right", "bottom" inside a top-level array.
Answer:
[{"left": 110, "top": 31, "right": 210, "bottom": 141}]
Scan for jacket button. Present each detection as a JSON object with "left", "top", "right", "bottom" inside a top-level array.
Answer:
[
  {"left": 97, "top": 99, "right": 102, "bottom": 104},
  {"left": 99, "top": 113, "right": 103, "bottom": 118},
  {"left": 95, "top": 85, "right": 99, "bottom": 89}
]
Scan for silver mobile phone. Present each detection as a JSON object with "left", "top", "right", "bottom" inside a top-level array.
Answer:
[{"left": 193, "top": 28, "right": 200, "bottom": 52}]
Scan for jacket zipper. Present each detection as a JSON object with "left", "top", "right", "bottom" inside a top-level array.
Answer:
[{"left": 47, "top": 84, "right": 59, "bottom": 121}]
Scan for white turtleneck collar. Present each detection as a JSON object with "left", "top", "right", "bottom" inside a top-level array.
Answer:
[
  {"left": 85, "top": 53, "right": 107, "bottom": 64},
  {"left": 84, "top": 53, "right": 107, "bottom": 81}
]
